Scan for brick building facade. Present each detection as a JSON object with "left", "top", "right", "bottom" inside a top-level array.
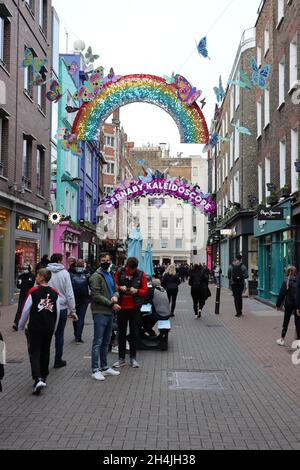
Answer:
[{"left": 0, "top": 0, "right": 52, "bottom": 304}]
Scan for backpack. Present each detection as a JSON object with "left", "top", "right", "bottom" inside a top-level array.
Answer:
[
  {"left": 231, "top": 264, "right": 244, "bottom": 284},
  {"left": 71, "top": 272, "right": 89, "bottom": 298}
]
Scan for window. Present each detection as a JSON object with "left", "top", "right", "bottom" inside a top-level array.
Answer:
[
  {"left": 230, "top": 133, "right": 234, "bottom": 168},
  {"left": 234, "top": 171, "right": 240, "bottom": 203},
  {"left": 279, "top": 57, "right": 285, "bottom": 106},
  {"left": 257, "top": 46, "right": 262, "bottom": 67},
  {"left": 0, "top": 12, "right": 11, "bottom": 70},
  {"left": 230, "top": 88, "right": 234, "bottom": 121},
  {"left": 193, "top": 226, "right": 197, "bottom": 233},
  {"left": 71, "top": 194, "right": 76, "bottom": 221},
  {"left": 104, "top": 185, "right": 114, "bottom": 195},
  {"left": 86, "top": 146, "right": 92, "bottom": 178},
  {"left": 105, "top": 136, "right": 115, "bottom": 147},
  {"left": 105, "top": 162, "right": 115, "bottom": 175},
  {"left": 176, "top": 239, "right": 183, "bottom": 249},
  {"left": 193, "top": 167, "right": 198, "bottom": 177},
  {"left": 265, "top": 157, "right": 271, "bottom": 196},
  {"left": 291, "top": 128, "right": 299, "bottom": 193},
  {"left": 0, "top": 117, "right": 8, "bottom": 177},
  {"left": 225, "top": 112, "right": 228, "bottom": 134},
  {"left": 25, "top": 0, "right": 34, "bottom": 14},
  {"left": 258, "top": 164, "right": 263, "bottom": 203},
  {"left": 225, "top": 153, "right": 228, "bottom": 178},
  {"left": 264, "top": 87, "right": 270, "bottom": 127},
  {"left": 148, "top": 217, "right": 153, "bottom": 234},
  {"left": 290, "top": 36, "right": 298, "bottom": 89},
  {"left": 161, "top": 239, "right": 168, "bottom": 249},
  {"left": 257, "top": 100, "right": 262, "bottom": 137},
  {"left": 37, "top": 82, "right": 46, "bottom": 113},
  {"left": 85, "top": 194, "right": 92, "bottom": 221},
  {"left": 277, "top": 0, "right": 284, "bottom": 26},
  {"left": 22, "top": 138, "right": 31, "bottom": 185},
  {"left": 230, "top": 179, "right": 234, "bottom": 203},
  {"left": 280, "top": 140, "right": 286, "bottom": 187},
  {"left": 65, "top": 190, "right": 69, "bottom": 215},
  {"left": 36, "top": 148, "right": 44, "bottom": 195},
  {"left": 176, "top": 218, "right": 183, "bottom": 229},
  {"left": 39, "top": 0, "right": 47, "bottom": 34},
  {"left": 264, "top": 29, "right": 270, "bottom": 56},
  {"left": 235, "top": 75, "right": 240, "bottom": 109},
  {"left": 234, "top": 120, "right": 240, "bottom": 161},
  {"left": 134, "top": 199, "right": 140, "bottom": 206},
  {"left": 24, "top": 47, "right": 33, "bottom": 98},
  {"left": 161, "top": 218, "right": 168, "bottom": 228}
]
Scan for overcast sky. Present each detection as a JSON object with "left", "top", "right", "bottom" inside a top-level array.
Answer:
[{"left": 52, "top": 0, "right": 260, "bottom": 156}]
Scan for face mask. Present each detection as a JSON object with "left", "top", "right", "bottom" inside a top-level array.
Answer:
[{"left": 101, "top": 262, "right": 110, "bottom": 271}]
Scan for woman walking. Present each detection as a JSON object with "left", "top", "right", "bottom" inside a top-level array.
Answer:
[
  {"left": 276, "top": 266, "right": 300, "bottom": 346},
  {"left": 189, "top": 264, "right": 210, "bottom": 318},
  {"left": 162, "top": 264, "right": 181, "bottom": 317}
]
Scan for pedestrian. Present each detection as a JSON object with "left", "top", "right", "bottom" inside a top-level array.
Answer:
[
  {"left": 228, "top": 254, "right": 248, "bottom": 317},
  {"left": 178, "top": 264, "right": 186, "bottom": 283},
  {"left": 67, "top": 256, "right": 77, "bottom": 273},
  {"left": 89, "top": 253, "right": 122, "bottom": 381},
  {"left": 114, "top": 257, "right": 148, "bottom": 368},
  {"left": 189, "top": 264, "right": 211, "bottom": 318},
  {"left": 276, "top": 266, "right": 300, "bottom": 346},
  {"left": 35, "top": 255, "right": 50, "bottom": 275},
  {"left": 13, "top": 264, "right": 35, "bottom": 331},
  {"left": 47, "top": 254, "right": 78, "bottom": 368},
  {"left": 70, "top": 259, "right": 90, "bottom": 344},
  {"left": 0, "top": 319, "right": 4, "bottom": 392},
  {"left": 18, "top": 269, "right": 60, "bottom": 395},
  {"left": 161, "top": 264, "right": 181, "bottom": 317}
]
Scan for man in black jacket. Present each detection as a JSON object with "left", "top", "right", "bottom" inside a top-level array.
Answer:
[
  {"left": 13, "top": 264, "right": 35, "bottom": 331},
  {"left": 228, "top": 254, "right": 248, "bottom": 318}
]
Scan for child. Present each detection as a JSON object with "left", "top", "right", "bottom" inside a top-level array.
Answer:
[
  {"left": 276, "top": 266, "right": 300, "bottom": 346},
  {"left": 18, "top": 269, "right": 60, "bottom": 395}
]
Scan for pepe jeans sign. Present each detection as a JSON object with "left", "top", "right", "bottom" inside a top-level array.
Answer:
[
  {"left": 257, "top": 207, "right": 284, "bottom": 221},
  {"left": 98, "top": 178, "right": 216, "bottom": 216}
]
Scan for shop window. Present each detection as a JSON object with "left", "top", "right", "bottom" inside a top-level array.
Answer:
[
  {"left": 0, "top": 9, "right": 11, "bottom": 71},
  {"left": 248, "top": 237, "right": 258, "bottom": 281}
]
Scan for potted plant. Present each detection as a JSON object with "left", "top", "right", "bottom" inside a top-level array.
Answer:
[
  {"left": 266, "top": 194, "right": 278, "bottom": 206},
  {"left": 279, "top": 185, "right": 290, "bottom": 198}
]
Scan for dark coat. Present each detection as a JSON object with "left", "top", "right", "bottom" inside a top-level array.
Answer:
[
  {"left": 277, "top": 276, "right": 297, "bottom": 309},
  {"left": 189, "top": 270, "right": 210, "bottom": 300},
  {"left": 0, "top": 331, "right": 4, "bottom": 392},
  {"left": 162, "top": 273, "right": 181, "bottom": 290}
]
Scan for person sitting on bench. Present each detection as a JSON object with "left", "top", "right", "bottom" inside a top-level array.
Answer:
[{"left": 140, "top": 278, "right": 171, "bottom": 336}]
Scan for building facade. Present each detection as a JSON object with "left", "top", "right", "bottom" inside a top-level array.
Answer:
[{"left": 0, "top": 0, "right": 52, "bottom": 304}]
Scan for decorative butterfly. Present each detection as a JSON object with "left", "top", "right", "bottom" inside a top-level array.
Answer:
[
  {"left": 92, "top": 66, "right": 104, "bottom": 78},
  {"left": 175, "top": 75, "right": 202, "bottom": 106},
  {"left": 200, "top": 98, "right": 207, "bottom": 109},
  {"left": 66, "top": 105, "right": 80, "bottom": 113},
  {"left": 23, "top": 48, "right": 48, "bottom": 79},
  {"left": 197, "top": 36, "right": 210, "bottom": 59},
  {"left": 232, "top": 124, "right": 252, "bottom": 135},
  {"left": 139, "top": 169, "right": 154, "bottom": 183},
  {"left": 75, "top": 82, "right": 95, "bottom": 102},
  {"left": 164, "top": 73, "right": 176, "bottom": 85},
  {"left": 136, "top": 160, "right": 147, "bottom": 166},
  {"left": 202, "top": 132, "right": 221, "bottom": 153},
  {"left": 103, "top": 68, "right": 122, "bottom": 84},
  {"left": 46, "top": 80, "right": 64, "bottom": 103},
  {"left": 85, "top": 46, "right": 100, "bottom": 64},
  {"left": 230, "top": 70, "right": 252, "bottom": 90},
  {"left": 68, "top": 61, "right": 79, "bottom": 75},
  {"left": 213, "top": 76, "right": 225, "bottom": 103},
  {"left": 250, "top": 57, "right": 270, "bottom": 90},
  {"left": 56, "top": 128, "right": 81, "bottom": 156}
]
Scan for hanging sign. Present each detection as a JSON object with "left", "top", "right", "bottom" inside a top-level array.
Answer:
[{"left": 257, "top": 207, "right": 284, "bottom": 221}]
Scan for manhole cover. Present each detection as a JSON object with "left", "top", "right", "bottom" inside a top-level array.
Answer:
[{"left": 168, "top": 371, "right": 224, "bottom": 391}]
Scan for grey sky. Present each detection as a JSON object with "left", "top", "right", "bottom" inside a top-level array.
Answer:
[{"left": 52, "top": 0, "right": 260, "bottom": 156}]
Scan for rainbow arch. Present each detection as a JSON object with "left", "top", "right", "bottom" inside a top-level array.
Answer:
[{"left": 72, "top": 74, "right": 209, "bottom": 144}]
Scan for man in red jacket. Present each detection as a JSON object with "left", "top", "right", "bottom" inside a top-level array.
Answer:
[{"left": 114, "top": 257, "right": 148, "bottom": 368}]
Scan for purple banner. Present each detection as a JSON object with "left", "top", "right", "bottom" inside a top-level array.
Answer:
[{"left": 98, "top": 178, "right": 216, "bottom": 216}]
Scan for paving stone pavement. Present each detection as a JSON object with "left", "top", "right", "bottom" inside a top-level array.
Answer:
[{"left": 0, "top": 283, "right": 300, "bottom": 450}]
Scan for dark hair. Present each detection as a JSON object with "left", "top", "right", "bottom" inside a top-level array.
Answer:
[
  {"left": 42, "top": 255, "right": 49, "bottom": 260},
  {"left": 76, "top": 259, "right": 85, "bottom": 268},
  {"left": 191, "top": 264, "right": 202, "bottom": 273},
  {"left": 37, "top": 268, "right": 52, "bottom": 283},
  {"left": 127, "top": 257, "right": 138, "bottom": 270},
  {"left": 236, "top": 254, "right": 242, "bottom": 262},
  {"left": 50, "top": 253, "right": 63, "bottom": 263},
  {"left": 99, "top": 253, "right": 110, "bottom": 261}
]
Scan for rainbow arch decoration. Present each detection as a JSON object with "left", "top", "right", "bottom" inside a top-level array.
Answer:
[{"left": 72, "top": 74, "right": 209, "bottom": 144}]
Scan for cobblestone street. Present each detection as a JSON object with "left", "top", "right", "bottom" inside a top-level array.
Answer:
[{"left": 1, "top": 283, "right": 300, "bottom": 450}]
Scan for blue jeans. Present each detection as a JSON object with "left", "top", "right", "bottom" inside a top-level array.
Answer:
[
  {"left": 55, "top": 309, "right": 68, "bottom": 363},
  {"left": 91, "top": 314, "right": 113, "bottom": 372},
  {"left": 73, "top": 298, "right": 89, "bottom": 341}
]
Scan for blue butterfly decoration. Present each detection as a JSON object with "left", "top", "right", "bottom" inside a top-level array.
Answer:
[
  {"left": 136, "top": 160, "right": 147, "bottom": 166},
  {"left": 213, "top": 76, "right": 225, "bottom": 103},
  {"left": 250, "top": 57, "right": 270, "bottom": 90},
  {"left": 139, "top": 169, "right": 154, "bottom": 183},
  {"left": 197, "top": 36, "right": 210, "bottom": 59}
]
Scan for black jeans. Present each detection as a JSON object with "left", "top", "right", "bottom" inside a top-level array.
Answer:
[
  {"left": 73, "top": 298, "right": 89, "bottom": 341},
  {"left": 231, "top": 284, "right": 244, "bottom": 316},
  {"left": 191, "top": 291, "right": 206, "bottom": 315},
  {"left": 117, "top": 309, "right": 139, "bottom": 360},
  {"left": 27, "top": 329, "right": 54, "bottom": 381},
  {"left": 167, "top": 288, "right": 178, "bottom": 314},
  {"left": 282, "top": 307, "right": 300, "bottom": 339}
]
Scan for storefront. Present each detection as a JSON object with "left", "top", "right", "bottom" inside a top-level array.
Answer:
[
  {"left": 0, "top": 208, "right": 11, "bottom": 305},
  {"left": 15, "top": 214, "right": 42, "bottom": 277},
  {"left": 79, "top": 228, "right": 98, "bottom": 265},
  {"left": 52, "top": 221, "right": 82, "bottom": 266},
  {"left": 254, "top": 201, "right": 294, "bottom": 305}
]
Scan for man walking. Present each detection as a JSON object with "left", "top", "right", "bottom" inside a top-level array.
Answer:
[
  {"left": 47, "top": 254, "right": 78, "bottom": 368},
  {"left": 114, "top": 257, "right": 148, "bottom": 368},
  {"left": 89, "top": 253, "right": 121, "bottom": 381},
  {"left": 228, "top": 254, "right": 248, "bottom": 317}
]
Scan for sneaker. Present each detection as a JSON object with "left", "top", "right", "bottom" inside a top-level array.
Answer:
[
  {"left": 111, "top": 346, "right": 119, "bottom": 354},
  {"left": 12, "top": 324, "right": 18, "bottom": 332},
  {"left": 92, "top": 371, "right": 105, "bottom": 381},
  {"left": 102, "top": 368, "right": 120, "bottom": 377},
  {"left": 32, "top": 379, "right": 46, "bottom": 395},
  {"left": 113, "top": 359, "right": 126, "bottom": 368},
  {"left": 130, "top": 359, "right": 140, "bottom": 368},
  {"left": 277, "top": 338, "right": 285, "bottom": 346},
  {"left": 75, "top": 339, "right": 84, "bottom": 345},
  {"left": 54, "top": 360, "right": 67, "bottom": 369},
  {"left": 198, "top": 310, "right": 202, "bottom": 318},
  {"left": 291, "top": 340, "right": 300, "bottom": 350},
  {"left": 40, "top": 379, "right": 47, "bottom": 388},
  {"left": 126, "top": 341, "right": 130, "bottom": 351}
]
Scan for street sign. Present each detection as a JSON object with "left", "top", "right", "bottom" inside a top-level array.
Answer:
[
  {"left": 221, "top": 229, "right": 233, "bottom": 236},
  {"left": 257, "top": 207, "right": 284, "bottom": 220}
]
